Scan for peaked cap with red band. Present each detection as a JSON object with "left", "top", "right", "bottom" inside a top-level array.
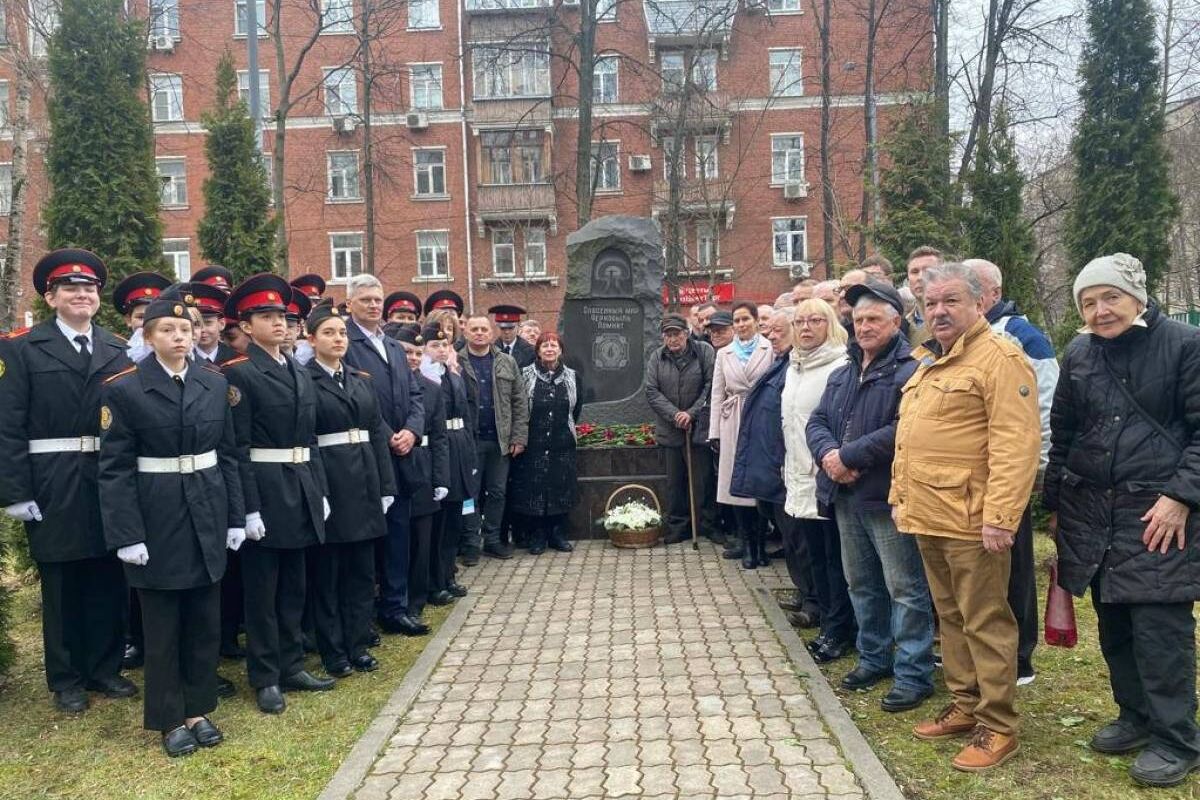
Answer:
[
  {"left": 289, "top": 273, "right": 326, "bottom": 302},
  {"left": 224, "top": 273, "right": 291, "bottom": 319},
  {"left": 112, "top": 271, "right": 172, "bottom": 315},
  {"left": 385, "top": 291, "right": 422, "bottom": 318},
  {"left": 192, "top": 265, "right": 234, "bottom": 294},
  {"left": 188, "top": 282, "right": 230, "bottom": 316},
  {"left": 285, "top": 286, "right": 312, "bottom": 321},
  {"left": 33, "top": 248, "right": 107, "bottom": 294},
  {"left": 488, "top": 304, "right": 526, "bottom": 329},
  {"left": 423, "top": 289, "right": 464, "bottom": 317}
]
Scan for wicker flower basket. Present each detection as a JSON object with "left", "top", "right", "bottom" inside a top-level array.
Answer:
[{"left": 604, "top": 484, "right": 663, "bottom": 549}]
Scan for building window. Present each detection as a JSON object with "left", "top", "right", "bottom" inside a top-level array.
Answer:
[
  {"left": 410, "top": 64, "right": 443, "bottom": 110},
  {"left": 157, "top": 157, "right": 187, "bottom": 207},
  {"left": 694, "top": 136, "right": 718, "bottom": 180},
  {"left": 327, "top": 151, "right": 360, "bottom": 201},
  {"left": 661, "top": 52, "right": 685, "bottom": 92},
  {"left": 472, "top": 43, "right": 551, "bottom": 100},
  {"left": 150, "top": 74, "right": 184, "bottom": 122},
  {"left": 413, "top": 149, "right": 447, "bottom": 196},
  {"left": 769, "top": 49, "right": 803, "bottom": 96},
  {"left": 323, "top": 68, "right": 357, "bottom": 116},
  {"left": 149, "top": 0, "right": 180, "bottom": 38},
  {"left": 163, "top": 239, "right": 191, "bottom": 280},
  {"left": 416, "top": 231, "right": 450, "bottom": 278},
  {"left": 480, "top": 130, "right": 546, "bottom": 185},
  {"left": 593, "top": 56, "right": 618, "bottom": 104},
  {"left": 768, "top": 0, "right": 800, "bottom": 10},
  {"left": 770, "top": 134, "right": 805, "bottom": 184},
  {"left": 29, "top": 0, "right": 58, "bottom": 57},
  {"left": 696, "top": 221, "right": 718, "bottom": 268},
  {"left": 237, "top": 70, "right": 271, "bottom": 118},
  {"left": 772, "top": 217, "right": 808, "bottom": 266},
  {"left": 234, "top": 0, "right": 266, "bottom": 36},
  {"left": 0, "top": 82, "right": 9, "bottom": 129},
  {"left": 661, "top": 135, "right": 681, "bottom": 181},
  {"left": 590, "top": 142, "right": 620, "bottom": 191},
  {"left": 409, "top": 0, "right": 439, "bottom": 28},
  {"left": 492, "top": 229, "right": 515, "bottom": 276},
  {"left": 330, "top": 233, "right": 364, "bottom": 280},
  {"left": 0, "top": 164, "right": 11, "bottom": 215},
  {"left": 525, "top": 228, "right": 547, "bottom": 276},
  {"left": 692, "top": 50, "right": 718, "bottom": 91},
  {"left": 321, "top": 0, "right": 354, "bottom": 32},
  {"left": 596, "top": 0, "right": 617, "bottom": 21}
]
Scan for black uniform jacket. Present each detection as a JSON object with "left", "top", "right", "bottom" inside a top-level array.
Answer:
[
  {"left": 196, "top": 342, "right": 239, "bottom": 366},
  {"left": 440, "top": 367, "right": 479, "bottom": 503},
  {"left": 408, "top": 371, "right": 450, "bottom": 518},
  {"left": 343, "top": 320, "right": 425, "bottom": 496},
  {"left": 501, "top": 336, "right": 536, "bottom": 370},
  {"left": 308, "top": 360, "right": 397, "bottom": 543},
  {"left": 98, "top": 360, "right": 244, "bottom": 589},
  {"left": 223, "top": 343, "right": 328, "bottom": 549},
  {"left": 0, "top": 320, "right": 131, "bottom": 562}
]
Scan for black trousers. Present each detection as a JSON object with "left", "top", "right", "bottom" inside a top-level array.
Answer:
[
  {"left": 311, "top": 539, "right": 376, "bottom": 670},
  {"left": 733, "top": 505, "right": 763, "bottom": 550},
  {"left": 138, "top": 583, "right": 220, "bottom": 732},
  {"left": 514, "top": 512, "right": 568, "bottom": 549},
  {"left": 1007, "top": 505, "right": 1038, "bottom": 674},
  {"left": 798, "top": 517, "right": 856, "bottom": 643},
  {"left": 407, "top": 513, "right": 436, "bottom": 617},
  {"left": 433, "top": 502, "right": 463, "bottom": 592},
  {"left": 240, "top": 543, "right": 306, "bottom": 688},
  {"left": 127, "top": 589, "right": 144, "bottom": 651},
  {"left": 378, "top": 495, "right": 412, "bottom": 619},
  {"left": 759, "top": 502, "right": 817, "bottom": 608},
  {"left": 220, "top": 549, "right": 244, "bottom": 648},
  {"left": 1092, "top": 580, "right": 1200, "bottom": 758},
  {"left": 662, "top": 444, "right": 719, "bottom": 540},
  {"left": 37, "top": 556, "right": 125, "bottom": 692},
  {"left": 472, "top": 440, "right": 509, "bottom": 550}
]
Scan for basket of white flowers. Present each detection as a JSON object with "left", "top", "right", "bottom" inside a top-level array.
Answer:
[{"left": 602, "top": 484, "right": 663, "bottom": 549}]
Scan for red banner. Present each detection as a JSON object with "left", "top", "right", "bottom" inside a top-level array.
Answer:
[{"left": 665, "top": 281, "right": 734, "bottom": 306}]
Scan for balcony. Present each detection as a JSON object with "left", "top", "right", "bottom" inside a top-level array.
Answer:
[
  {"left": 465, "top": 0, "right": 554, "bottom": 13},
  {"left": 475, "top": 183, "right": 558, "bottom": 236},
  {"left": 650, "top": 90, "right": 734, "bottom": 137},
  {"left": 469, "top": 98, "right": 553, "bottom": 129},
  {"left": 652, "top": 177, "right": 736, "bottom": 228},
  {"left": 643, "top": 0, "right": 736, "bottom": 56}
]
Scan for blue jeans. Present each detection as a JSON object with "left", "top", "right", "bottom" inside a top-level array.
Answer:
[{"left": 835, "top": 502, "right": 935, "bottom": 692}]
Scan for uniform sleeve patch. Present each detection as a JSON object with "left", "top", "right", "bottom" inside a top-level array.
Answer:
[
  {"left": 100, "top": 405, "right": 113, "bottom": 431},
  {"left": 227, "top": 385, "right": 242, "bottom": 407}
]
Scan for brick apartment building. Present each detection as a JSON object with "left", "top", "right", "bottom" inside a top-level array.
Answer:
[{"left": 0, "top": 0, "right": 930, "bottom": 324}]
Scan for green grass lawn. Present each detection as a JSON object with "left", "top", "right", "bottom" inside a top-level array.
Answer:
[
  {"left": 0, "top": 579, "right": 450, "bottom": 800},
  {"left": 810, "top": 535, "right": 1199, "bottom": 800}
]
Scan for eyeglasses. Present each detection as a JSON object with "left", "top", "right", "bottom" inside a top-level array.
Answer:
[{"left": 793, "top": 316, "right": 829, "bottom": 328}]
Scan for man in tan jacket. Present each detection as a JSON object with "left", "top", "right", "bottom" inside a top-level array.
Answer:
[{"left": 890, "top": 261, "right": 1041, "bottom": 772}]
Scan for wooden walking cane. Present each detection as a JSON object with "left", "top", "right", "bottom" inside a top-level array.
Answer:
[{"left": 683, "top": 428, "right": 700, "bottom": 551}]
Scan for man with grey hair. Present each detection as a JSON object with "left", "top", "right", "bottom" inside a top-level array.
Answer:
[
  {"left": 892, "top": 261, "right": 1041, "bottom": 771},
  {"left": 343, "top": 274, "right": 429, "bottom": 637},
  {"left": 967, "top": 258, "right": 1060, "bottom": 687},
  {"left": 813, "top": 280, "right": 840, "bottom": 305}
]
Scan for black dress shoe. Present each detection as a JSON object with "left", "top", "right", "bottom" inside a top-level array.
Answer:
[
  {"left": 1090, "top": 719, "right": 1151, "bottom": 754},
  {"left": 662, "top": 532, "right": 690, "bottom": 545},
  {"left": 483, "top": 543, "right": 514, "bottom": 560},
  {"left": 742, "top": 551, "right": 757, "bottom": 569},
  {"left": 352, "top": 653, "right": 380, "bottom": 672},
  {"left": 812, "top": 638, "right": 855, "bottom": 664},
  {"left": 281, "top": 670, "right": 336, "bottom": 692},
  {"left": 188, "top": 717, "right": 224, "bottom": 747},
  {"left": 805, "top": 635, "right": 828, "bottom": 655},
  {"left": 378, "top": 614, "right": 419, "bottom": 636},
  {"left": 757, "top": 553, "right": 771, "bottom": 567},
  {"left": 407, "top": 614, "right": 431, "bottom": 635},
  {"left": 548, "top": 538, "right": 574, "bottom": 552},
  {"left": 162, "top": 725, "right": 198, "bottom": 757},
  {"left": 460, "top": 549, "right": 481, "bottom": 567},
  {"left": 256, "top": 686, "right": 286, "bottom": 714},
  {"left": 216, "top": 674, "right": 236, "bottom": 698},
  {"left": 85, "top": 675, "right": 138, "bottom": 698},
  {"left": 1131, "top": 747, "right": 1200, "bottom": 787},
  {"left": 881, "top": 685, "right": 933, "bottom": 712},
  {"left": 528, "top": 543, "right": 546, "bottom": 555},
  {"left": 428, "top": 590, "right": 454, "bottom": 606},
  {"left": 447, "top": 582, "right": 468, "bottom": 598},
  {"left": 325, "top": 661, "right": 354, "bottom": 679},
  {"left": 367, "top": 628, "right": 381, "bottom": 647},
  {"left": 840, "top": 665, "right": 893, "bottom": 690},
  {"left": 766, "top": 547, "right": 785, "bottom": 560},
  {"left": 122, "top": 643, "right": 143, "bottom": 670},
  {"left": 54, "top": 687, "right": 89, "bottom": 713},
  {"left": 778, "top": 592, "right": 805, "bottom": 612},
  {"left": 722, "top": 545, "right": 744, "bottom": 559}
]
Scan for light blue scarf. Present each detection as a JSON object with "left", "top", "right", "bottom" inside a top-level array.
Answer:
[{"left": 733, "top": 334, "right": 759, "bottom": 364}]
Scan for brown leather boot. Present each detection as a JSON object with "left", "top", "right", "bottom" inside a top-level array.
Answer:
[
  {"left": 952, "top": 725, "right": 1019, "bottom": 772},
  {"left": 913, "top": 703, "right": 976, "bottom": 740}
]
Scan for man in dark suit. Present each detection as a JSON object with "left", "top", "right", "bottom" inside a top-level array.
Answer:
[
  {"left": 490, "top": 305, "right": 535, "bottom": 369},
  {"left": 341, "top": 274, "right": 428, "bottom": 637},
  {"left": 0, "top": 249, "right": 138, "bottom": 713}
]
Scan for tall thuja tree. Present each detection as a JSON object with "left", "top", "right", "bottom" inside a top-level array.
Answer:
[
  {"left": 44, "top": 0, "right": 163, "bottom": 331},
  {"left": 1066, "top": 0, "right": 1177, "bottom": 293},
  {"left": 198, "top": 53, "right": 278, "bottom": 283},
  {"left": 963, "top": 106, "right": 1040, "bottom": 323},
  {"left": 873, "top": 101, "right": 961, "bottom": 268}
]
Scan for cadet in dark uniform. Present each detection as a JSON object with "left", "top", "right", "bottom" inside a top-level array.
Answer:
[
  {"left": 305, "top": 303, "right": 397, "bottom": 676},
  {"left": 490, "top": 305, "right": 536, "bottom": 369},
  {"left": 191, "top": 283, "right": 240, "bottom": 366},
  {"left": 385, "top": 291, "right": 422, "bottom": 326},
  {"left": 424, "top": 290, "right": 465, "bottom": 349},
  {"left": 283, "top": 289, "right": 311, "bottom": 360},
  {"left": 222, "top": 274, "right": 334, "bottom": 714},
  {"left": 113, "top": 272, "right": 172, "bottom": 335},
  {"left": 419, "top": 323, "right": 477, "bottom": 603},
  {"left": 391, "top": 325, "right": 449, "bottom": 620},
  {"left": 0, "top": 249, "right": 136, "bottom": 712},
  {"left": 98, "top": 297, "right": 245, "bottom": 757},
  {"left": 290, "top": 274, "right": 326, "bottom": 305},
  {"left": 192, "top": 265, "right": 234, "bottom": 294}
]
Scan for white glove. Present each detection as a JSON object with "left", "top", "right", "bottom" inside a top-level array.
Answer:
[
  {"left": 323, "top": 497, "right": 331, "bottom": 520},
  {"left": 4, "top": 501, "right": 42, "bottom": 522},
  {"left": 117, "top": 543, "right": 149, "bottom": 566},
  {"left": 245, "top": 512, "right": 266, "bottom": 541},
  {"left": 226, "top": 528, "right": 246, "bottom": 551},
  {"left": 381, "top": 496, "right": 394, "bottom": 514},
  {"left": 433, "top": 487, "right": 448, "bottom": 502}
]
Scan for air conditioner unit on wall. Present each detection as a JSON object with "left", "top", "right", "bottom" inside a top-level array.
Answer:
[
  {"left": 788, "top": 261, "right": 812, "bottom": 280},
  {"left": 406, "top": 112, "right": 429, "bottom": 130},
  {"left": 149, "top": 34, "right": 175, "bottom": 52},
  {"left": 628, "top": 154, "right": 651, "bottom": 172},
  {"left": 333, "top": 116, "right": 358, "bottom": 134},
  {"left": 783, "top": 181, "right": 808, "bottom": 199}
]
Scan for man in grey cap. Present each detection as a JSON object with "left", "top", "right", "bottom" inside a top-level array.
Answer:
[
  {"left": 706, "top": 310, "right": 735, "bottom": 352},
  {"left": 645, "top": 314, "right": 719, "bottom": 543}
]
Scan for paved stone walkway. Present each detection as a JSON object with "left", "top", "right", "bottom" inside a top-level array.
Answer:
[{"left": 349, "top": 541, "right": 867, "bottom": 799}]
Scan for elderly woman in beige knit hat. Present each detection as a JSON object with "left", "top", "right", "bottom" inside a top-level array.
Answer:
[{"left": 1045, "top": 253, "right": 1200, "bottom": 788}]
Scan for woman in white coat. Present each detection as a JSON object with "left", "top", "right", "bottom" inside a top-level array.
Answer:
[
  {"left": 709, "top": 300, "right": 774, "bottom": 566},
  {"left": 782, "top": 298, "right": 855, "bottom": 662}
]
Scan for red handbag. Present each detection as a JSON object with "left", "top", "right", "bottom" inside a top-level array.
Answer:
[{"left": 1044, "top": 559, "right": 1078, "bottom": 648}]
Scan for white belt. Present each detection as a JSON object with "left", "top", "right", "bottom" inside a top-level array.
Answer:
[
  {"left": 137, "top": 451, "right": 218, "bottom": 474},
  {"left": 316, "top": 429, "right": 370, "bottom": 447},
  {"left": 249, "top": 447, "right": 311, "bottom": 464},
  {"left": 446, "top": 418, "right": 465, "bottom": 431},
  {"left": 420, "top": 435, "right": 429, "bottom": 447},
  {"left": 29, "top": 437, "right": 99, "bottom": 454}
]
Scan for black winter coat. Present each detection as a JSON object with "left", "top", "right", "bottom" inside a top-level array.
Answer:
[
  {"left": 1045, "top": 305, "right": 1200, "bottom": 603},
  {"left": 730, "top": 352, "right": 790, "bottom": 505},
  {"left": 308, "top": 361, "right": 397, "bottom": 543},
  {"left": 644, "top": 340, "right": 715, "bottom": 447},
  {"left": 98, "top": 360, "right": 244, "bottom": 589},
  {"left": 0, "top": 321, "right": 131, "bottom": 562},
  {"left": 440, "top": 368, "right": 479, "bottom": 502},
  {"left": 499, "top": 336, "right": 536, "bottom": 369},
  {"left": 508, "top": 364, "right": 582, "bottom": 517},
  {"left": 408, "top": 371, "right": 450, "bottom": 519},
  {"left": 223, "top": 344, "right": 328, "bottom": 549}
]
